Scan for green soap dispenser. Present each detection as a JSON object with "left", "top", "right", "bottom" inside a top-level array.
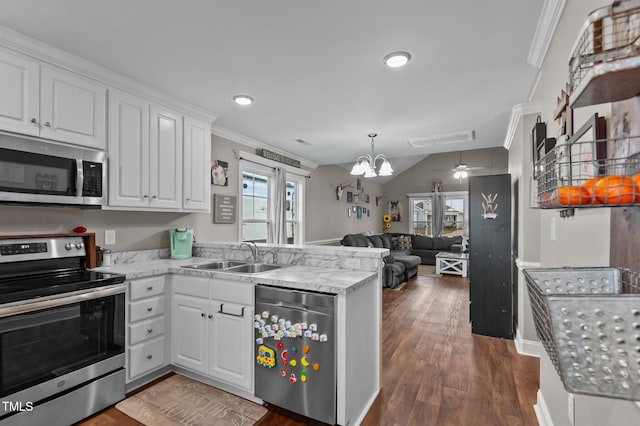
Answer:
[{"left": 170, "top": 228, "right": 193, "bottom": 259}]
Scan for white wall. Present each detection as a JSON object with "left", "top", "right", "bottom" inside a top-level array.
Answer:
[
  {"left": 0, "top": 133, "right": 385, "bottom": 249},
  {"left": 520, "top": 0, "right": 640, "bottom": 424},
  {"left": 305, "top": 165, "right": 384, "bottom": 243},
  {"left": 383, "top": 147, "right": 508, "bottom": 234}
]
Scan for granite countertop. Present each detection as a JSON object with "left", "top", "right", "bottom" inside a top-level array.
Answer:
[{"left": 93, "top": 257, "right": 377, "bottom": 295}]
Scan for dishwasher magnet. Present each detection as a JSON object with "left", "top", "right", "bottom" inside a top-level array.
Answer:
[{"left": 256, "top": 345, "right": 276, "bottom": 368}]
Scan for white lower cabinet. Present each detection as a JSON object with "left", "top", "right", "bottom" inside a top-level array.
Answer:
[
  {"left": 126, "top": 275, "right": 169, "bottom": 382},
  {"left": 171, "top": 275, "right": 253, "bottom": 392}
]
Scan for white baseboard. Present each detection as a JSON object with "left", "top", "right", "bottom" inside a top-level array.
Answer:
[
  {"left": 515, "top": 328, "right": 542, "bottom": 358},
  {"left": 534, "top": 389, "right": 553, "bottom": 426}
]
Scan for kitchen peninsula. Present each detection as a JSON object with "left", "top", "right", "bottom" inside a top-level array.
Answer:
[{"left": 94, "top": 242, "right": 384, "bottom": 426}]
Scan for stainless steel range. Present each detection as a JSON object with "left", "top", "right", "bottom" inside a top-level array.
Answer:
[{"left": 0, "top": 235, "right": 126, "bottom": 426}]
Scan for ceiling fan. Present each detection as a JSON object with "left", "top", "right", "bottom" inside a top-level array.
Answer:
[{"left": 452, "top": 152, "right": 485, "bottom": 180}]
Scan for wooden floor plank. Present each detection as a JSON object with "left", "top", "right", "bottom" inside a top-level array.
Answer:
[{"left": 78, "top": 273, "right": 540, "bottom": 426}]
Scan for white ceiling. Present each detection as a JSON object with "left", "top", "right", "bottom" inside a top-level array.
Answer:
[{"left": 0, "top": 0, "right": 545, "bottom": 179}]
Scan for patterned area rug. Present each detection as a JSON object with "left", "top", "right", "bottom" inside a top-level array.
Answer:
[
  {"left": 418, "top": 264, "right": 442, "bottom": 277},
  {"left": 116, "top": 375, "right": 267, "bottom": 426}
]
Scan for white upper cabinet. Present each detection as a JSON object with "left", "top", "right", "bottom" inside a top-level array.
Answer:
[
  {"left": 150, "top": 104, "right": 183, "bottom": 210},
  {"left": 108, "top": 90, "right": 150, "bottom": 208},
  {"left": 40, "top": 66, "right": 106, "bottom": 149},
  {"left": 183, "top": 117, "right": 211, "bottom": 212},
  {"left": 0, "top": 47, "right": 39, "bottom": 136},
  {"left": 0, "top": 47, "right": 106, "bottom": 149},
  {"left": 108, "top": 90, "right": 183, "bottom": 210}
]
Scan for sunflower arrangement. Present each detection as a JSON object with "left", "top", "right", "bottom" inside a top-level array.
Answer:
[{"left": 382, "top": 214, "right": 392, "bottom": 232}]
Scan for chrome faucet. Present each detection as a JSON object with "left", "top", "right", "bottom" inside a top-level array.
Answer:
[{"left": 240, "top": 241, "right": 258, "bottom": 262}]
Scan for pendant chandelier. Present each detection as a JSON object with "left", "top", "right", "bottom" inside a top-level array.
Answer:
[{"left": 350, "top": 133, "right": 393, "bottom": 178}]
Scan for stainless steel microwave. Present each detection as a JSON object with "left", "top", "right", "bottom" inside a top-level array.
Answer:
[{"left": 0, "top": 132, "right": 105, "bottom": 208}]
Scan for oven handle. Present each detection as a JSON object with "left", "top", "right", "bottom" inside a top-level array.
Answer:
[{"left": 0, "top": 283, "right": 126, "bottom": 318}]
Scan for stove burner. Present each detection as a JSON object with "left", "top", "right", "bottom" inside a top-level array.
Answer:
[{"left": 0, "top": 269, "right": 125, "bottom": 304}]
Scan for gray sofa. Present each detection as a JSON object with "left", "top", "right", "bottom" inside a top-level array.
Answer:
[
  {"left": 340, "top": 233, "right": 464, "bottom": 289},
  {"left": 340, "top": 233, "right": 421, "bottom": 289},
  {"left": 389, "top": 233, "right": 463, "bottom": 265}
]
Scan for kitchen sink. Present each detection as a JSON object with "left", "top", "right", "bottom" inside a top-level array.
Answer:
[
  {"left": 224, "top": 263, "right": 284, "bottom": 274},
  {"left": 181, "top": 260, "right": 248, "bottom": 270}
]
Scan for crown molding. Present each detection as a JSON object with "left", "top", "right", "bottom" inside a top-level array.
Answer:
[
  {"left": 503, "top": 103, "right": 541, "bottom": 150},
  {"left": 211, "top": 125, "right": 318, "bottom": 169},
  {"left": 0, "top": 25, "right": 217, "bottom": 123},
  {"left": 527, "top": 0, "right": 567, "bottom": 69}
]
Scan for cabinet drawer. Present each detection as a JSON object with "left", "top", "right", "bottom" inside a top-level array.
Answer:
[
  {"left": 172, "top": 275, "right": 209, "bottom": 298},
  {"left": 129, "top": 296, "right": 165, "bottom": 322},
  {"left": 129, "top": 316, "right": 165, "bottom": 345},
  {"left": 129, "top": 276, "right": 166, "bottom": 301},
  {"left": 128, "top": 337, "right": 165, "bottom": 379},
  {"left": 210, "top": 279, "right": 252, "bottom": 305}
]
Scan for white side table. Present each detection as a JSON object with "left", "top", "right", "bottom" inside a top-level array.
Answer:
[{"left": 435, "top": 252, "right": 469, "bottom": 277}]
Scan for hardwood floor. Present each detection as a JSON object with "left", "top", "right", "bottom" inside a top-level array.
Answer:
[{"left": 78, "top": 273, "right": 539, "bottom": 426}]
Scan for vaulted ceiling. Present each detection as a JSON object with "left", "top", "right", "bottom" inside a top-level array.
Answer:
[{"left": 0, "top": 0, "right": 549, "bottom": 179}]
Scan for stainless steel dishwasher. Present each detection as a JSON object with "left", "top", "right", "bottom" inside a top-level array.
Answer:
[{"left": 254, "top": 285, "right": 336, "bottom": 425}]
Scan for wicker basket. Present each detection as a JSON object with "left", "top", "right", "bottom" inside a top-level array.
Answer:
[{"left": 524, "top": 267, "right": 640, "bottom": 400}]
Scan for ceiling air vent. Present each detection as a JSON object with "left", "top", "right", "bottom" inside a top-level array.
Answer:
[{"left": 407, "top": 130, "right": 474, "bottom": 148}]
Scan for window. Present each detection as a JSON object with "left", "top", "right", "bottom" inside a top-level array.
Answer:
[
  {"left": 286, "top": 175, "right": 305, "bottom": 244},
  {"left": 241, "top": 169, "right": 270, "bottom": 242},
  {"left": 239, "top": 158, "right": 306, "bottom": 244},
  {"left": 409, "top": 191, "right": 468, "bottom": 237}
]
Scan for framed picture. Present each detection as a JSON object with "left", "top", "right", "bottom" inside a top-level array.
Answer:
[
  {"left": 356, "top": 178, "right": 361, "bottom": 190},
  {"left": 346, "top": 191, "right": 353, "bottom": 203},
  {"left": 365, "top": 194, "right": 370, "bottom": 204},
  {"left": 362, "top": 207, "right": 367, "bottom": 214},
  {"left": 531, "top": 117, "right": 546, "bottom": 180},
  {"left": 388, "top": 200, "right": 401, "bottom": 222},
  {"left": 211, "top": 160, "right": 229, "bottom": 186},
  {"left": 568, "top": 114, "right": 607, "bottom": 183},
  {"left": 348, "top": 208, "right": 352, "bottom": 217},
  {"left": 356, "top": 206, "right": 362, "bottom": 219},
  {"left": 354, "top": 194, "right": 360, "bottom": 204}
]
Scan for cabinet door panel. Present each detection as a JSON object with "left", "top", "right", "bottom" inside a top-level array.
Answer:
[
  {"left": 183, "top": 116, "right": 211, "bottom": 211},
  {"left": 0, "top": 48, "right": 39, "bottom": 136},
  {"left": 171, "top": 294, "right": 208, "bottom": 373},
  {"left": 40, "top": 66, "right": 106, "bottom": 149},
  {"left": 149, "top": 105, "right": 182, "bottom": 209},
  {"left": 209, "top": 302, "right": 252, "bottom": 390},
  {"left": 108, "top": 90, "right": 149, "bottom": 207}
]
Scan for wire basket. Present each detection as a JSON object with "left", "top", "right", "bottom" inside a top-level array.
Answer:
[
  {"left": 568, "top": 0, "right": 640, "bottom": 107},
  {"left": 536, "top": 135, "right": 640, "bottom": 208},
  {"left": 524, "top": 267, "right": 640, "bottom": 400}
]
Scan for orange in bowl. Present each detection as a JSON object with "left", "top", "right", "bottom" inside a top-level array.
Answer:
[
  {"left": 595, "top": 175, "right": 635, "bottom": 205},
  {"left": 581, "top": 177, "right": 603, "bottom": 205},
  {"left": 633, "top": 173, "right": 640, "bottom": 203},
  {"left": 557, "top": 186, "right": 592, "bottom": 206}
]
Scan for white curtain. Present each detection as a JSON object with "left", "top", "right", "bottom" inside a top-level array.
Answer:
[
  {"left": 432, "top": 192, "right": 444, "bottom": 237},
  {"left": 271, "top": 167, "right": 287, "bottom": 244}
]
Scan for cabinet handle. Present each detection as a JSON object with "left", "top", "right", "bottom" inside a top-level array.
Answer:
[
  {"left": 185, "top": 198, "right": 190, "bottom": 202},
  {"left": 218, "top": 303, "right": 245, "bottom": 318},
  {"left": 30, "top": 118, "right": 38, "bottom": 125},
  {"left": 146, "top": 307, "right": 153, "bottom": 312},
  {"left": 44, "top": 121, "right": 51, "bottom": 127},
  {"left": 152, "top": 195, "right": 157, "bottom": 199},
  {"left": 208, "top": 314, "right": 213, "bottom": 319},
  {"left": 147, "top": 328, "right": 153, "bottom": 333},
  {"left": 147, "top": 354, "right": 153, "bottom": 360},
  {"left": 201, "top": 312, "right": 206, "bottom": 318},
  {"left": 143, "top": 195, "right": 149, "bottom": 199},
  {"left": 147, "top": 286, "right": 153, "bottom": 291}
]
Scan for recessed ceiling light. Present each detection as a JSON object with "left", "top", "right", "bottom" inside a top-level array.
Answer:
[
  {"left": 383, "top": 51, "right": 411, "bottom": 68},
  {"left": 233, "top": 95, "right": 254, "bottom": 106}
]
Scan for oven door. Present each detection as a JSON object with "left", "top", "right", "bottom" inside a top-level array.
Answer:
[{"left": 0, "top": 289, "right": 125, "bottom": 415}]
